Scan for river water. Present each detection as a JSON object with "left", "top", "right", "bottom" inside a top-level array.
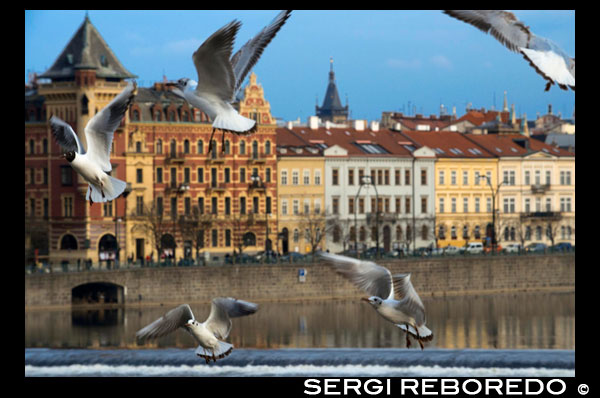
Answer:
[{"left": 25, "top": 292, "right": 574, "bottom": 377}]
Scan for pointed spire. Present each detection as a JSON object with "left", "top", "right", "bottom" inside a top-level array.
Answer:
[
  {"left": 329, "top": 56, "right": 335, "bottom": 83},
  {"left": 503, "top": 90, "right": 508, "bottom": 112},
  {"left": 511, "top": 104, "right": 516, "bottom": 125}
]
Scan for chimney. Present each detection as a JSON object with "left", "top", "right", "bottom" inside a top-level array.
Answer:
[
  {"left": 353, "top": 119, "right": 365, "bottom": 131},
  {"left": 393, "top": 122, "right": 402, "bottom": 131},
  {"left": 286, "top": 121, "right": 293, "bottom": 129},
  {"left": 308, "top": 116, "right": 319, "bottom": 130},
  {"left": 370, "top": 121, "right": 379, "bottom": 132},
  {"left": 325, "top": 120, "right": 332, "bottom": 129}
]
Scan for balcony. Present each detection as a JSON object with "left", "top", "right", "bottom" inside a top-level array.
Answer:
[
  {"left": 531, "top": 184, "right": 550, "bottom": 194},
  {"left": 520, "top": 211, "right": 562, "bottom": 221},
  {"left": 165, "top": 182, "right": 190, "bottom": 195},
  {"left": 206, "top": 183, "right": 227, "bottom": 193},
  {"left": 247, "top": 153, "right": 267, "bottom": 164},
  {"left": 366, "top": 212, "right": 397, "bottom": 224},
  {"left": 248, "top": 180, "right": 266, "bottom": 192},
  {"left": 166, "top": 152, "right": 186, "bottom": 164}
]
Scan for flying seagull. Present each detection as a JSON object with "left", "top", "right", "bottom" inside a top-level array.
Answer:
[
  {"left": 136, "top": 298, "right": 258, "bottom": 363},
  {"left": 169, "top": 10, "right": 292, "bottom": 153},
  {"left": 49, "top": 82, "right": 136, "bottom": 204},
  {"left": 443, "top": 10, "right": 575, "bottom": 91},
  {"left": 318, "top": 252, "right": 432, "bottom": 349}
]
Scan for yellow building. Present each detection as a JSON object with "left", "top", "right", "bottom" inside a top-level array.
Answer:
[
  {"left": 400, "top": 131, "right": 498, "bottom": 248},
  {"left": 275, "top": 128, "right": 326, "bottom": 254}
]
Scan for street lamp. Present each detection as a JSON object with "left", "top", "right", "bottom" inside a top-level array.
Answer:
[
  {"left": 482, "top": 174, "right": 503, "bottom": 253},
  {"left": 250, "top": 173, "right": 270, "bottom": 256},
  {"left": 114, "top": 183, "right": 132, "bottom": 268},
  {"left": 354, "top": 175, "right": 379, "bottom": 259}
]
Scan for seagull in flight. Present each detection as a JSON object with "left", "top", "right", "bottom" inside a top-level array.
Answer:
[
  {"left": 49, "top": 82, "right": 136, "bottom": 204},
  {"left": 443, "top": 10, "right": 575, "bottom": 91},
  {"left": 169, "top": 10, "right": 292, "bottom": 153},
  {"left": 318, "top": 252, "right": 433, "bottom": 349},
  {"left": 136, "top": 298, "right": 258, "bottom": 363}
]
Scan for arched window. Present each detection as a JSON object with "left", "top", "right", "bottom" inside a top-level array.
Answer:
[
  {"left": 182, "top": 111, "right": 189, "bottom": 122},
  {"left": 239, "top": 140, "right": 246, "bottom": 155},
  {"left": 243, "top": 232, "right": 256, "bottom": 247},
  {"left": 156, "top": 139, "right": 163, "bottom": 154},
  {"left": 224, "top": 140, "right": 230, "bottom": 155},
  {"left": 42, "top": 138, "right": 48, "bottom": 154},
  {"left": 359, "top": 226, "right": 366, "bottom": 242},
  {"left": 293, "top": 229, "right": 299, "bottom": 243},
  {"left": 474, "top": 225, "right": 481, "bottom": 239},
  {"left": 184, "top": 139, "right": 190, "bottom": 154},
  {"left": 170, "top": 139, "right": 177, "bottom": 156},
  {"left": 132, "top": 109, "right": 140, "bottom": 121},
  {"left": 60, "top": 234, "right": 78, "bottom": 250},
  {"left": 510, "top": 227, "right": 516, "bottom": 241},
  {"left": 81, "top": 94, "right": 89, "bottom": 115},
  {"left": 450, "top": 226, "right": 457, "bottom": 239},
  {"left": 169, "top": 111, "right": 176, "bottom": 121},
  {"left": 332, "top": 225, "right": 341, "bottom": 243},
  {"left": 29, "top": 139, "right": 35, "bottom": 154},
  {"left": 265, "top": 140, "right": 271, "bottom": 155},
  {"left": 397, "top": 225, "right": 403, "bottom": 240},
  {"left": 252, "top": 140, "right": 258, "bottom": 159},
  {"left": 406, "top": 225, "right": 412, "bottom": 242},
  {"left": 197, "top": 140, "right": 204, "bottom": 154},
  {"left": 350, "top": 226, "right": 356, "bottom": 242},
  {"left": 155, "top": 111, "right": 162, "bottom": 121},
  {"left": 504, "top": 227, "right": 510, "bottom": 241},
  {"left": 525, "top": 226, "right": 531, "bottom": 240},
  {"left": 462, "top": 225, "right": 469, "bottom": 239},
  {"left": 535, "top": 226, "right": 542, "bottom": 240}
]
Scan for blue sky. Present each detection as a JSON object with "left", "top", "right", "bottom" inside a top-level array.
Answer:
[{"left": 25, "top": 10, "right": 575, "bottom": 123}]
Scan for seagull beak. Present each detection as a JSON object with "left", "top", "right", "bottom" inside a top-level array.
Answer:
[{"left": 361, "top": 297, "right": 370, "bottom": 303}]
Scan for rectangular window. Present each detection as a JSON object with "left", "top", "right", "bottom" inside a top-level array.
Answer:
[
  {"left": 405, "top": 197, "right": 411, "bottom": 214},
  {"left": 224, "top": 168, "right": 230, "bottom": 183},
  {"left": 103, "top": 201, "right": 113, "bottom": 217},
  {"left": 303, "top": 199, "right": 310, "bottom": 215},
  {"left": 137, "top": 196, "right": 144, "bottom": 216},
  {"left": 524, "top": 198, "right": 530, "bottom": 213},
  {"left": 463, "top": 170, "right": 468, "bottom": 186},
  {"left": 171, "top": 167, "right": 177, "bottom": 186},
  {"left": 463, "top": 197, "right": 468, "bottom": 213},
  {"left": 63, "top": 196, "right": 73, "bottom": 217},
  {"left": 157, "top": 167, "right": 163, "bottom": 183},
  {"left": 170, "top": 197, "right": 177, "bottom": 218},
  {"left": 405, "top": 169, "right": 411, "bottom": 185},
  {"left": 439, "top": 197, "right": 444, "bottom": 213},
  {"left": 525, "top": 170, "right": 531, "bottom": 185},
  {"left": 184, "top": 168, "right": 190, "bottom": 184},
  {"left": 292, "top": 199, "right": 299, "bottom": 215},
  {"left": 377, "top": 170, "right": 383, "bottom": 185},
  {"left": 225, "top": 197, "right": 231, "bottom": 215},
  {"left": 225, "top": 229, "right": 231, "bottom": 247},
  {"left": 384, "top": 170, "right": 390, "bottom": 185},
  {"left": 185, "top": 197, "right": 191, "bottom": 215},
  {"left": 304, "top": 170, "right": 310, "bottom": 185},
  {"left": 197, "top": 167, "right": 203, "bottom": 183},
  {"left": 43, "top": 168, "right": 48, "bottom": 185},
  {"left": 421, "top": 169, "right": 427, "bottom": 185},
  {"left": 396, "top": 197, "right": 402, "bottom": 214},
  {"left": 60, "top": 166, "right": 73, "bottom": 186},
  {"left": 359, "top": 198, "right": 365, "bottom": 214},
  {"left": 197, "top": 197, "right": 204, "bottom": 214},
  {"left": 281, "top": 199, "right": 287, "bottom": 216},
  {"left": 439, "top": 170, "right": 445, "bottom": 185},
  {"left": 421, "top": 197, "right": 427, "bottom": 213},
  {"left": 486, "top": 197, "right": 492, "bottom": 213},
  {"left": 253, "top": 197, "right": 259, "bottom": 214},
  {"left": 211, "top": 197, "right": 218, "bottom": 214},
  {"left": 43, "top": 198, "right": 48, "bottom": 219},
  {"left": 240, "top": 167, "right": 246, "bottom": 183},
  {"left": 332, "top": 169, "right": 339, "bottom": 185},
  {"left": 332, "top": 197, "right": 339, "bottom": 214},
  {"left": 475, "top": 197, "right": 480, "bottom": 213},
  {"left": 157, "top": 197, "right": 163, "bottom": 216},
  {"left": 348, "top": 198, "right": 354, "bottom": 214},
  {"left": 240, "top": 197, "right": 246, "bottom": 215},
  {"left": 451, "top": 197, "right": 456, "bottom": 213},
  {"left": 545, "top": 170, "right": 551, "bottom": 185},
  {"left": 266, "top": 197, "right": 272, "bottom": 214},
  {"left": 314, "top": 199, "right": 321, "bottom": 215},
  {"left": 136, "top": 168, "right": 143, "bottom": 183},
  {"left": 348, "top": 169, "right": 354, "bottom": 185},
  {"left": 212, "top": 229, "right": 218, "bottom": 247},
  {"left": 292, "top": 170, "right": 299, "bottom": 185},
  {"left": 266, "top": 168, "right": 271, "bottom": 183},
  {"left": 395, "top": 169, "right": 401, "bottom": 185},
  {"left": 451, "top": 170, "right": 457, "bottom": 185},
  {"left": 314, "top": 170, "right": 321, "bottom": 185}
]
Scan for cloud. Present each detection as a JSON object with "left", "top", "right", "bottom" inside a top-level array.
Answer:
[
  {"left": 386, "top": 58, "right": 422, "bottom": 69},
  {"left": 430, "top": 55, "right": 452, "bottom": 69}
]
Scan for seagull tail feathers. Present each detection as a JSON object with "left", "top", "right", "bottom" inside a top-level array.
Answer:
[
  {"left": 398, "top": 324, "right": 434, "bottom": 341},
  {"left": 212, "top": 110, "right": 257, "bottom": 135},
  {"left": 104, "top": 176, "right": 127, "bottom": 202},
  {"left": 195, "top": 341, "right": 233, "bottom": 362}
]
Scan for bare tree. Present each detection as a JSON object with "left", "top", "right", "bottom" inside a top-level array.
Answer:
[
  {"left": 131, "top": 201, "right": 170, "bottom": 261},
  {"left": 300, "top": 209, "right": 337, "bottom": 257},
  {"left": 178, "top": 205, "right": 214, "bottom": 263},
  {"left": 230, "top": 211, "right": 254, "bottom": 263}
]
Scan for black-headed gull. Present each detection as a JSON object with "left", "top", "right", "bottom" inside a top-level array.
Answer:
[
  {"left": 49, "top": 82, "right": 136, "bottom": 204},
  {"left": 318, "top": 252, "right": 433, "bottom": 349},
  {"left": 169, "top": 10, "right": 292, "bottom": 153},
  {"left": 136, "top": 298, "right": 258, "bottom": 363},
  {"left": 443, "top": 10, "right": 575, "bottom": 91}
]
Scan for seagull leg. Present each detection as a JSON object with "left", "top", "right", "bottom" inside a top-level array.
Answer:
[
  {"left": 418, "top": 339, "right": 424, "bottom": 350},
  {"left": 405, "top": 325, "right": 411, "bottom": 348},
  {"left": 545, "top": 81, "right": 552, "bottom": 91},
  {"left": 415, "top": 326, "right": 424, "bottom": 350},
  {"left": 208, "top": 128, "right": 217, "bottom": 154}
]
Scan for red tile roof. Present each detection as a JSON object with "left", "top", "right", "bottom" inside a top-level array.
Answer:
[
  {"left": 398, "top": 130, "right": 495, "bottom": 158},
  {"left": 466, "top": 134, "right": 574, "bottom": 157}
]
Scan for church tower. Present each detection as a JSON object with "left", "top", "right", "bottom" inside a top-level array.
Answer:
[{"left": 316, "top": 58, "right": 349, "bottom": 124}]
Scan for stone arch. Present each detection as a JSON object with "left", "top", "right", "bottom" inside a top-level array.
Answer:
[
  {"left": 72, "top": 281, "right": 124, "bottom": 305},
  {"left": 59, "top": 233, "right": 78, "bottom": 250}
]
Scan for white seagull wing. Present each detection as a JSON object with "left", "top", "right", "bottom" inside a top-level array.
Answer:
[
  {"left": 520, "top": 46, "right": 575, "bottom": 90},
  {"left": 230, "top": 10, "right": 292, "bottom": 97},
  {"left": 192, "top": 20, "right": 241, "bottom": 102},
  {"left": 204, "top": 297, "right": 258, "bottom": 340},
  {"left": 392, "top": 273, "right": 426, "bottom": 326},
  {"left": 49, "top": 116, "right": 85, "bottom": 155},
  {"left": 318, "top": 252, "right": 394, "bottom": 300},
  {"left": 84, "top": 81, "right": 136, "bottom": 172},
  {"left": 443, "top": 10, "right": 531, "bottom": 52},
  {"left": 136, "top": 304, "right": 195, "bottom": 343}
]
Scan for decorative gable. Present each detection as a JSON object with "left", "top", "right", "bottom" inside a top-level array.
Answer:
[{"left": 238, "top": 73, "right": 274, "bottom": 125}]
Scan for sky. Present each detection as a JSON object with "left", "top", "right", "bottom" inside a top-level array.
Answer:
[{"left": 25, "top": 10, "right": 575, "bottom": 124}]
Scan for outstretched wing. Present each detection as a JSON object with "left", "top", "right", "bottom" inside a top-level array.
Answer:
[
  {"left": 392, "top": 273, "right": 427, "bottom": 326},
  {"left": 204, "top": 297, "right": 258, "bottom": 340},
  {"left": 443, "top": 10, "right": 531, "bottom": 53},
  {"left": 192, "top": 20, "right": 241, "bottom": 101},
  {"left": 318, "top": 251, "right": 394, "bottom": 300},
  {"left": 230, "top": 10, "right": 292, "bottom": 97},
  {"left": 49, "top": 116, "right": 85, "bottom": 154},
  {"left": 136, "top": 304, "right": 195, "bottom": 343},
  {"left": 84, "top": 81, "right": 136, "bottom": 172}
]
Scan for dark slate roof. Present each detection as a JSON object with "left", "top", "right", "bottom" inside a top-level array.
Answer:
[
  {"left": 39, "top": 15, "right": 136, "bottom": 80},
  {"left": 316, "top": 59, "right": 348, "bottom": 117}
]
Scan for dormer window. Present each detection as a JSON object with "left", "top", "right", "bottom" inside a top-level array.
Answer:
[{"left": 100, "top": 54, "right": 108, "bottom": 67}]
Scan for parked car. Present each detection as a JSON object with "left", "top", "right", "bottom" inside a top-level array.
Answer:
[
  {"left": 338, "top": 249, "right": 359, "bottom": 257},
  {"left": 550, "top": 242, "right": 573, "bottom": 252},
  {"left": 280, "top": 252, "right": 305, "bottom": 263},
  {"left": 503, "top": 243, "right": 522, "bottom": 253},
  {"left": 484, "top": 244, "right": 503, "bottom": 254},
  {"left": 413, "top": 247, "right": 432, "bottom": 257},
  {"left": 443, "top": 245, "right": 462, "bottom": 255},
  {"left": 255, "top": 250, "right": 278, "bottom": 262},
  {"left": 363, "top": 247, "right": 386, "bottom": 258},
  {"left": 465, "top": 242, "right": 484, "bottom": 254},
  {"left": 525, "top": 243, "right": 548, "bottom": 253}
]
